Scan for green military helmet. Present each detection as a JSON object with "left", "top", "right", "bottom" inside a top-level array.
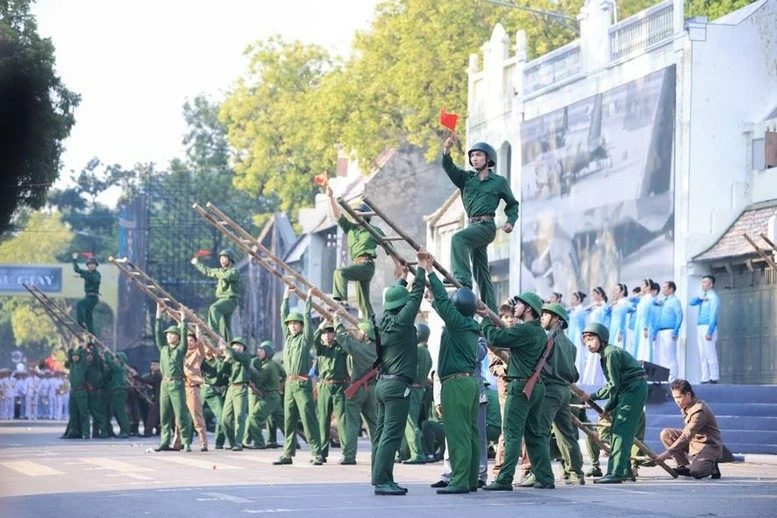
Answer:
[
  {"left": 582, "top": 323, "right": 610, "bottom": 345},
  {"left": 284, "top": 312, "right": 304, "bottom": 324},
  {"left": 164, "top": 325, "right": 181, "bottom": 335},
  {"left": 514, "top": 292, "right": 543, "bottom": 318},
  {"left": 86, "top": 257, "right": 99, "bottom": 266},
  {"left": 450, "top": 287, "right": 477, "bottom": 317},
  {"left": 230, "top": 336, "right": 248, "bottom": 348},
  {"left": 383, "top": 284, "right": 410, "bottom": 311},
  {"left": 542, "top": 302, "right": 569, "bottom": 329},
  {"left": 468, "top": 142, "right": 497, "bottom": 168},
  {"left": 415, "top": 322, "right": 430, "bottom": 343},
  {"left": 116, "top": 352, "right": 128, "bottom": 363},
  {"left": 322, "top": 320, "right": 335, "bottom": 331},
  {"left": 358, "top": 321, "right": 376, "bottom": 340},
  {"left": 218, "top": 248, "right": 236, "bottom": 263},
  {"left": 259, "top": 340, "right": 275, "bottom": 358}
]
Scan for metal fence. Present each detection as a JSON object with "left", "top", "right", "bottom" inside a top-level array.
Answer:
[{"left": 610, "top": 0, "right": 674, "bottom": 61}]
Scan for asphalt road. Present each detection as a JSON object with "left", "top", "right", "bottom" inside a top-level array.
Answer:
[{"left": 1, "top": 421, "right": 776, "bottom": 518}]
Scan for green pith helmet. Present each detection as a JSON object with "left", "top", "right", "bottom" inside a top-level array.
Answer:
[
  {"left": 468, "top": 142, "right": 497, "bottom": 168},
  {"left": 582, "top": 323, "right": 610, "bottom": 345},
  {"left": 450, "top": 287, "right": 477, "bottom": 317},
  {"left": 415, "top": 323, "right": 430, "bottom": 343},
  {"left": 514, "top": 292, "right": 543, "bottom": 318},
  {"left": 219, "top": 248, "right": 236, "bottom": 263},
  {"left": 260, "top": 340, "right": 275, "bottom": 358},
  {"left": 164, "top": 325, "right": 181, "bottom": 336},
  {"left": 322, "top": 320, "right": 335, "bottom": 331},
  {"left": 542, "top": 302, "right": 569, "bottom": 329},
  {"left": 86, "top": 257, "right": 99, "bottom": 266},
  {"left": 284, "top": 312, "right": 304, "bottom": 324},
  {"left": 358, "top": 321, "right": 376, "bottom": 340},
  {"left": 116, "top": 352, "right": 128, "bottom": 363},
  {"left": 230, "top": 336, "right": 248, "bottom": 348},
  {"left": 383, "top": 284, "right": 409, "bottom": 311}
]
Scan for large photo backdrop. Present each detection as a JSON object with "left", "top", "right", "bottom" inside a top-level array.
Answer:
[{"left": 520, "top": 65, "right": 676, "bottom": 295}]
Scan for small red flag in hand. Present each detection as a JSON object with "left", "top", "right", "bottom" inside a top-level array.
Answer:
[
  {"left": 440, "top": 110, "right": 459, "bottom": 132},
  {"left": 81, "top": 252, "right": 94, "bottom": 258},
  {"left": 195, "top": 249, "right": 212, "bottom": 258},
  {"left": 314, "top": 171, "right": 329, "bottom": 187}
]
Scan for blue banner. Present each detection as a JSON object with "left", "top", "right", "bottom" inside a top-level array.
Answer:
[{"left": 0, "top": 266, "right": 62, "bottom": 292}]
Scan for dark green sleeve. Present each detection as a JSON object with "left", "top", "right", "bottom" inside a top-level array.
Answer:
[
  {"left": 337, "top": 214, "right": 355, "bottom": 233},
  {"left": 429, "top": 273, "right": 466, "bottom": 330},
  {"left": 397, "top": 269, "right": 426, "bottom": 325},
  {"left": 481, "top": 320, "right": 535, "bottom": 349},
  {"left": 72, "top": 260, "right": 86, "bottom": 277},
  {"left": 155, "top": 319, "right": 165, "bottom": 351},
  {"left": 227, "top": 347, "right": 252, "bottom": 365},
  {"left": 500, "top": 178, "right": 520, "bottom": 226},
  {"left": 194, "top": 262, "right": 216, "bottom": 278},
  {"left": 442, "top": 154, "right": 467, "bottom": 189},
  {"left": 303, "top": 297, "right": 315, "bottom": 347},
  {"left": 281, "top": 298, "right": 289, "bottom": 340}
]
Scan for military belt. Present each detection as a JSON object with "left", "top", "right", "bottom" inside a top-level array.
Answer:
[
  {"left": 468, "top": 215, "right": 494, "bottom": 223},
  {"left": 320, "top": 378, "right": 348, "bottom": 384},
  {"left": 288, "top": 375, "right": 308, "bottom": 381},
  {"left": 85, "top": 292, "right": 99, "bottom": 296},
  {"left": 440, "top": 372, "right": 471, "bottom": 383},
  {"left": 379, "top": 374, "right": 412, "bottom": 384},
  {"left": 411, "top": 383, "right": 423, "bottom": 388}
]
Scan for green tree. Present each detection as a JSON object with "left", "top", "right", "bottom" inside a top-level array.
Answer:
[{"left": 0, "top": 0, "right": 80, "bottom": 233}]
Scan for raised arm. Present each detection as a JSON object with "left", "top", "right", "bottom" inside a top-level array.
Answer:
[
  {"left": 72, "top": 252, "right": 86, "bottom": 276},
  {"left": 397, "top": 269, "right": 426, "bottom": 324},
  {"left": 428, "top": 272, "right": 466, "bottom": 330},
  {"left": 281, "top": 287, "right": 293, "bottom": 340},
  {"left": 154, "top": 304, "right": 165, "bottom": 352},
  {"left": 303, "top": 294, "right": 315, "bottom": 348}
]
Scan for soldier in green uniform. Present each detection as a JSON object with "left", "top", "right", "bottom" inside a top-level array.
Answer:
[
  {"left": 273, "top": 286, "right": 323, "bottom": 466},
  {"left": 478, "top": 292, "right": 555, "bottom": 491},
  {"left": 441, "top": 137, "right": 519, "bottom": 311},
  {"left": 243, "top": 341, "right": 282, "bottom": 449},
  {"left": 105, "top": 352, "right": 130, "bottom": 439},
  {"left": 326, "top": 187, "right": 402, "bottom": 318},
  {"left": 84, "top": 341, "right": 109, "bottom": 438},
  {"left": 578, "top": 323, "right": 649, "bottom": 484},
  {"left": 72, "top": 253, "right": 101, "bottom": 334},
  {"left": 313, "top": 318, "right": 348, "bottom": 463},
  {"left": 154, "top": 304, "right": 193, "bottom": 452},
  {"left": 371, "top": 254, "right": 426, "bottom": 496},
  {"left": 201, "top": 350, "right": 227, "bottom": 449},
  {"left": 266, "top": 359, "right": 287, "bottom": 449},
  {"left": 191, "top": 249, "right": 241, "bottom": 341},
  {"left": 333, "top": 315, "right": 378, "bottom": 465},
  {"left": 422, "top": 253, "right": 481, "bottom": 494},
  {"left": 400, "top": 322, "right": 433, "bottom": 465},
  {"left": 220, "top": 336, "right": 252, "bottom": 451},
  {"left": 63, "top": 344, "right": 90, "bottom": 439},
  {"left": 517, "top": 303, "right": 584, "bottom": 486}
]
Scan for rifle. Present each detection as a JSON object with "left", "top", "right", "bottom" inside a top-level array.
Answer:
[
  {"left": 345, "top": 314, "right": 381, "bottom": 399},
  {"left": 522, "top": 327, "right": 561, "bottom": 399}
]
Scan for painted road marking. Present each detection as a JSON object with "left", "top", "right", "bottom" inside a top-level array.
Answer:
[
  {"left": 154, "top": 456, "right": 244, "bottom": 470},
  {"left": 80, "top": 457, "right": 154, "bottom": 473},
  {"left": 1, "top": 460, "right": 65, "bottom": 477}
]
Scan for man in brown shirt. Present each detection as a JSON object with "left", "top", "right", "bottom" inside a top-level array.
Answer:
[
  {"left": 173, "top": 325, "right": 208, "bottom": 451},
  {"left": 656, "top": 379, "right": 722, "bottom": 479}
]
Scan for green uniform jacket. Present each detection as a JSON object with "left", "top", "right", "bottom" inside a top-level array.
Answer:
[
  {"left": 441, "top": 154, "right": 519, "bottom": 225},
  {"left": 377, "top": 271, "right": 426, "bottom": 379},
  {"left": 85, "top": 343, "right": 107, "bottom": 389},
  {"left": 429, "top": 272, "right": 480, "bottom": 378},
  {"left": 334, "top": 321, "right": 377, "bottom": 381},
  {"left": 415, "top": 344, "right": 433, "bottom": 386},
  {"left": 486, "top": 389, "right": 502, "bottom": 429},
  {"left": 249, "top": 357, "right": 281, "bottom": 393},
  {"left": 314, "top": 328, "right": 348, "bottom": 380},
  {"left": 202, "top": 356, "right": 227, "bottom": 386},
  {"left": 73, "top": 260, "right": 101, "bottom": 294},
  {"left": 481, "top": 319, "right": 546, "bottom": 379},
  {"left": 194, "top": 262, "right": 242, "bottom": 299},
  {"left": 224, "top": 347, "right": 251, "bottom": 384},
  {"left": 281, "top": 297, "right": 315, "bottom": 376},
  {"left": 65, "top": 350, "right": 87, "bottom": 388},
  {"left": 105, "top": 355, "right": 127, "bottom": 391},
  {"left": 543, "top": 331, "right": 578, "bottom": 386},
  {"left": 155, "top": 320, "right": 187, "bottom": 378},
  {"left": 337, "top": 215, "right": 385, "bottom": 259},
  {"left": 590, "top": 343, "right": 647, "bottom": 412}
]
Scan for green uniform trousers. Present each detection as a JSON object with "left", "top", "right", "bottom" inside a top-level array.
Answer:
[
  {"left": 538, "top": 384, "right": 584, "bottom": 479},
  {"left": 88, "top": 389, "right": 109, "bottom": 438},
  {"left": 268, "top": 402, "right": 283, "bottom": 444},
  {"left": 160, "top": 379, "right": 192, "bottom": 448},
  {"left": 201, "top": 385, "right": 225, "bottom": 447},
  {"left": 318, "top": 382, "right": 348, "bottom": 460},
  {"left": 333, "top": 260, "right": 375, "bottom": 318},
  {"left": 111, "top": 388, "right": 130, "bottom": 436},
  {"left": 342, "top": 383, "right": 378, "bottom": 462},
  {"left": 76, "top": 295, "right": 98, "bottom": 334},
  {"left": 593, "top": 381, "right": 648, "bottom": 478},
  {"left": 402, "top": 387, "right": 425, "bottom": 461},
  {"left": 494, "top": 380, "right": 554, "bottom": 486},
  {"left": 451, "top": 222, "right": 497, "bottom": 311},
  {"left": 283, "top": 379, "right": 322, "bottom": 458},
  {"left": 245, "top": 392, "right": 281, "bottom": 448},
  {"left": 221, "top": 384, "right": 248, "bottom": 448},
  {"left": 67, "top": 389, "right": 90, "bottom": 438},
  {"left": 585, "top": 402, "right": 646, "bottom": 471},
  {"left": 371, "top": 378, "right": 411, "bottom": 486},
  {"left": 441, "top": 376, "right": 480, "bottom": 490},
  {"left": 208, "top": 297, "right": 238, "bottom": 342}
]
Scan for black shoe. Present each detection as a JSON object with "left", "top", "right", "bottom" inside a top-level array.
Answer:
[
  {"left": 394, "top": 484, "right": 409, "bottom": 494},
  {"left": 374, "top": 484, "right": 405, "bottom": 496},
  {"left": 430, "top": 480, "right": 448, "bottom": 488},
  {"left": 594, "top": 475, "right": 624, "bottom": 484},
  {"left": 339, "top": 459, "right": 357, "bottom": 465},
  {"left": 478, "top": 479, "right": 486, "bottom": 488},
  {"left": 534, "top": 482, "right": 555, "bottom": 489},
  {"left": 709, "top": 380, "right": 719, "bottom": 384},
  {"left": 437, "top": 486, "right": 469, "bottom": 494},
  {"left": 586, "top": 467, "right": 603, "bottom": 477},
  {"left": 154, "top": 445, "right": 172, "bottom": 452},
  {"left": 266, "top": 442, "right": 280, "bottom": 449},
  {"left": 215, "top": 445, "right": 224, "bottom": 450},
  {"left": 674, "top": 466, "right": 692, "bottom": 477},
  {"left": 711, "top": 462, "right": 721, "bottom": 480}
]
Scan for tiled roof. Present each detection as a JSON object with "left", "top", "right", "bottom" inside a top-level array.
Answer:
[{"left": 694, "top": 200, "right": 777, "bottom": 261}]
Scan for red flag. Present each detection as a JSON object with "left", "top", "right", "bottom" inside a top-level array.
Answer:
[
  {"left": 314, "top": 171, "right": 329, "bottom": 187},
  {"left": 440, "top": 110, "right": 459, "bottom": 132},
  {"left": 81, "top": 252, "right": 94, "bottom": 258},
  {"left": 195, "top": 249, "right": 212, "bottom": 258}
]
